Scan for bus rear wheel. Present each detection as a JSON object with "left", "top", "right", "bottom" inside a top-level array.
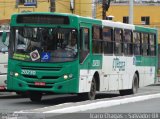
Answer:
[
  {"left": 78, "top": 77, "right": 96, "bottom": 100},
  {"left": 119, "top": 73, "right": 139, "bottom": 96},
  {"left": 29, "top": 92, "right": 42, "bottom": 102},
  {"left": 131, "top": 74, "right": 139, "bottom": 94}
]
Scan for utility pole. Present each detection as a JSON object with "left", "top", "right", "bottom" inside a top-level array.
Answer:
[
  {"left": 129, "top": 0, "right": 134, "bottom": 24},
  {"left": 92, "top": 0, "right": 97, "bottom": 18},
  {"left": 70, "top": 0, "right": 75, "bottom": 14},
  {"left": 50, "top": 0, "right": 55, "bottom": 12},
  {"left": 102, "top": 0, "right": 111, "bottom": 20}
]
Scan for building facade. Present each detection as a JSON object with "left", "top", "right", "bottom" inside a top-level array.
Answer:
[
  {"left": 0, "top": 0, "right": 160, "bottom": 43},
  {"left": 107, "top": 2, "right": 160, "bottom": 43},
  {"left": 0, "top": 0, "right": 50, "bottom": 26},
  {"left": 0, "top": 0, "right": 103, "bottom": 26}
]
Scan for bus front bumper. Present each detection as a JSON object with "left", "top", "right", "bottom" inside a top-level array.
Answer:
[{"left": 7, "top": 76, "right": 78, "bottom": 93}]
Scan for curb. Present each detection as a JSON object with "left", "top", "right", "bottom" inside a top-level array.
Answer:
[{"left": 43, "top": 93, "right": 160, "bottom": 113}]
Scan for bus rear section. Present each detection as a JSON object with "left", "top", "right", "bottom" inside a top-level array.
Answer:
[{"left": 0, "top": 30, "right": 9, "bottom": 91}]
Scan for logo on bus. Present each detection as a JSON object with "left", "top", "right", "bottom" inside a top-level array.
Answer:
[
  {"left": 112, "top": 58, "right": 125, "bottom": 71},
  {"left": 92, "top": 60, "right": 100, "bottom": 67}
]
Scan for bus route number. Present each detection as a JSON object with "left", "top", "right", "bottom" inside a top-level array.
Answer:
[
  {"left": 21, "top": 70, "right": 36, "bottom": 75},
  {"left": 92, "top": 60, "right": 100, "bottom": 67}
]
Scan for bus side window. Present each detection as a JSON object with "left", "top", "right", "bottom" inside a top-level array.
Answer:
[
  {"left": 114, "top": 28, "right": 123, "bottom": 55},
  {"left": 142, "top": 33, "right": 149, "bottom": 56},
  {"left": 103, "top": 27, "right": 113, "bottom": 54},
  {"left": 92, "top": 25, "right": 102, "bottom": 54},
  {"left": 80, "top": 28, "right": 90, "bottom": 63},
  {"left": 133, "top": 32, "right": 141, "bottom": 55},
  {"left": 123, "top": 30, "right": 133, "bottom": 56},
  {"left": 149, "top": 34, "right": 156, "bottom": 56}
]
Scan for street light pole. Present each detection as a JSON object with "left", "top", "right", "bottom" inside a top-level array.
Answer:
[
  {"left": 92, "top": 0, "right": 96, "bottom": 18},
  {"left": 129, "top": 0, "right": 134, "bottom": 24}
]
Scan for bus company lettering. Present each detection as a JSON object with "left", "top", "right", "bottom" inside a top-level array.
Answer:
[
  {"left": 113, "top": 58, "right": 125, "bottom": 71},
  {"left": 92, "top": 60, "right": 100, "bottom": 67}
]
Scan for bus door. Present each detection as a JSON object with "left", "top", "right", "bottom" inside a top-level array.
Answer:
[
  {"left": 78, "top": 23, "right": 91, "bottom": 92},
  {"left": 108, "top": 28, "right": 124, "bottom": 91}
]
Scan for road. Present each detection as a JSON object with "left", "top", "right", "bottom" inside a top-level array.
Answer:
[
  {"left": 0, "top": 84, "right": 159, "bottom": 119},
  {"left": 0, "top": 92, "right": 120, "bottom": 113},
  {"left": 85, "top": 97, "right": 160, "bottom": 113},
  {"left": 50, "top": 97, "right": 160, "bottom": 119}
]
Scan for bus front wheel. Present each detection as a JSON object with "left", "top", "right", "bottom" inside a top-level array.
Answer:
[
  {"left": 29, "top": 92, "right": 42, "bottom": 102},
  {"left": 78, "top": 77, "right": 97, "bottom": 100}
]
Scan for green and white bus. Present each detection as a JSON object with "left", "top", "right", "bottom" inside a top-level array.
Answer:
[{"left": 2, "top": 12, "right": 158, "bottom": 101}]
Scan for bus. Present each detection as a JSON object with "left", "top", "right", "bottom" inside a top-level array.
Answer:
[
  {"left": 0, "top": 30, "right": 9, "bottom": 91},
  {"left": 2, "top": 12, "right": 158, "bottom": 102}
]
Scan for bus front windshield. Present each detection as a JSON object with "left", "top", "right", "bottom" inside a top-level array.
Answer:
[{"left": 10, "top": 27, "right": 78, "bottom": 62}]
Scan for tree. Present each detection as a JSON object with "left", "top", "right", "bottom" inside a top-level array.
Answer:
[{"left": 102, "top": 0, "right": 111, "bottom": 20}]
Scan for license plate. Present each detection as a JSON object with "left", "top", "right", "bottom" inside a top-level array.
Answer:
[
  {"left": 0, "top": 86, "right": 6, "bottom": 90},
  {"left": 34, "top": 82, "right": 46, "bottom": 86}
]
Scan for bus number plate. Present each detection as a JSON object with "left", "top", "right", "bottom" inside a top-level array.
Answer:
[{"left": 34, "top": 82, "right": 46, "bottom": 86}]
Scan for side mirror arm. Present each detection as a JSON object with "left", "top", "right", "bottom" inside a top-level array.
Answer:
[{"left": 2, "top": 31, "right": 7, "bottom": 43}]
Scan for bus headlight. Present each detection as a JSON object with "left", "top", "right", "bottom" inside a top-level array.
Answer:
[
  {"left": 14, "top": 73, "right": 19, "bottom": 77},
  {"left": 64, "top": 75, "right": 68, "bottom": 79}
]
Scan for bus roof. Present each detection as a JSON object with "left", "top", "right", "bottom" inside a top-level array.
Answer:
[
  {"left": 11, "top": 12, "right": 158, "bottom": 34},
  {"left": 102, "top": 20, "right": 135, "bottom": 30}
]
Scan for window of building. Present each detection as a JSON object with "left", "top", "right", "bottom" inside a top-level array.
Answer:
[
  {"left": 123, "top": 30, "right": 133, "bottom": 55},
  {"left": 149, "top": 34, "right": 156, "bottom": 56},
  {"left": 92, "top": 25, "right": 102, "bottom": 54},
  {"left": 123, "top": 16, "right": 129, "bottom": 24},
  {"left": 18, "top": 0, "right": 25, "bottom": 5},
  {"left": 16, "top": 0, "right": 37, "bottom": 6},
  {"left": 97, "top": 0, "right": 103, "bottom": 4},
  {"left": 141, "top": 16, "right": 150, "bottom": 25},
  {"left": 106, "top": 17, "right": 113, "bottom": 20},
  {"left": 114, "top": 28, "right": 123, "bottom": 55},
  {"left": 133, "top": 32, "right": 141, "bottom": 55},
  {"left": 102, "top": 27, "right": 113, "bottom": 54},
  {"left": 141, "top": 33, "right": 149, "bottom": 56}
]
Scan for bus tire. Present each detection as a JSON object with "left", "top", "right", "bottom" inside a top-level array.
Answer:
[
  {"left": 29, "top": 92, "right": 42, "bottom": 102},
  {"left": 78, "top": 77, "right": 96, "bottom": 100},
  {"left": 119, "top": 73, "right": 139, "bottom": 95},
  {"left": 130, "top": 73, "right": 139, "bottom": 94}
]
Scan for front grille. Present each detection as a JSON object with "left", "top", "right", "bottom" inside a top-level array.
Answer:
[
  {"left": 21, "top": 66, "right": 62, "bottom": 71},
  {"left": 22, "top": 75, "right": 37, "bottom": 79},
  {"left": 28, "top": 85, "right": 53, "bottom": 88},
  {"left": 22, "top": 75, "right": 60, "bottom": 79},
  {"left": 27, "top": 81, "right": 54, "bottom": 85}
]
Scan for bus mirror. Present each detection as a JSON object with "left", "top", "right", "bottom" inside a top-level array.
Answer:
[{"left": 2, "top": 31, "right": 7, "bottom": 43}]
